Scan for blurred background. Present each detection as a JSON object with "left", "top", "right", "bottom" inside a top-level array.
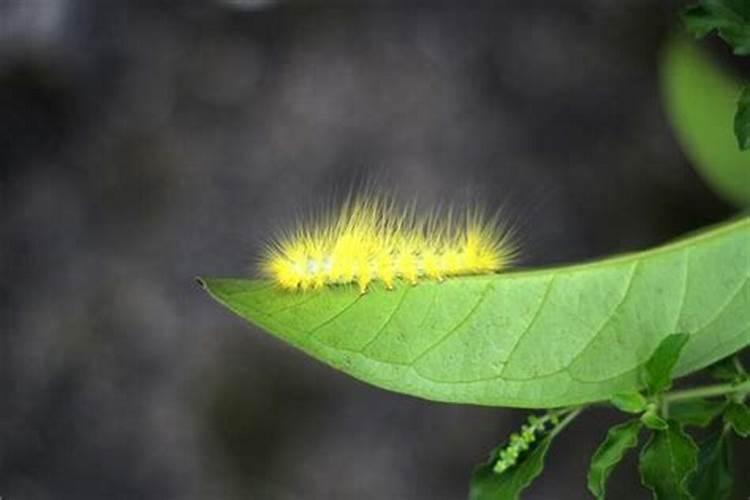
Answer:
[{"left": 2, "top": 1, "right": 747, "bottom": 499}]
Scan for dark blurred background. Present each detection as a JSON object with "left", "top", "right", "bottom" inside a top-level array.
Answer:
[{"left": 2, "top": 1, "right": 747, "bottom": 499}]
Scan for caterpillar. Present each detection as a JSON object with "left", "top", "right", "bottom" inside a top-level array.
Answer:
[{"left": 260, "top": 193, "right": 517, "bottom": 293}]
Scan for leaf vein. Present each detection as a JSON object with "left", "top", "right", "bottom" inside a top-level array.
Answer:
[
  {"left": 410, "top": 281, "right": 494, "bottom": 365},
  {"left": 558, "top": 260, "right": 641, "bottom": 374},
  {"left": 307, "top": 295, "right": 363, "bottom": 337},
  {"left": 672, "top": 249, "right": 691, "bottom": 333},
  {"left": 359, "top": 286, "right": 411, "bottom": 353},
  {"left": 695, "top": 273, "right": 749, "bottom": 333},
  {"left": 499, "top": 276, "right": 556, "bottom": 375}
]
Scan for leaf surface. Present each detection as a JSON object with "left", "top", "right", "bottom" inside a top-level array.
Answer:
[
  {"left": 689, "top": 431, "right": 733, "bottom": 500},
  {"left": 200, "top": 217, "right": 750, "bottom": 408},
  {"left": 611, "top": 392, "right": 648, "bottom": 413},
  {"left": 724, "top": 401, "right": 750, "bottom": 436},
  {"left": 670, "top": 399, "right": 728, "bottom": 428},
  {"left": 639, "top": 421, "right": 699, "bottom": 499},
  {"left": 587, "top": 419, "right": 642, "bottom": 500},
  {"left": 644, "top": 334, "right": 690, "bottom": 394}
]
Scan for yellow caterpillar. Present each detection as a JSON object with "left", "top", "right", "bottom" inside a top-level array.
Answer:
[{"left": 260, "top": 193, "right": 517, "bottom": 293}]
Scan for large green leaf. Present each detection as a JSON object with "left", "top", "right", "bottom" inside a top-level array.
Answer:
[
  {"left": 199, "top": 217, "right": 750, "bottom": 408},
  {"left": 660, "top": 35, "right": 750, "bottom": 207}
]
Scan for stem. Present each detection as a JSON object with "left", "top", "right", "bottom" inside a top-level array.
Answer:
[
  {"left": 661, "top": 379, "right": 750, "bottom": 404},
  {"left": 532, "top": 405, "right": 579, "bottom": 426},
  {"left": 550, "top": 407, "right": 584, "bottom": 437}
]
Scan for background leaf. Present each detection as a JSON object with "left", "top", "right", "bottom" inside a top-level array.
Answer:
[
  {"left": 660, "top": 36, "right": 750, "bottom": 206},
  {"left": 689, "top": 431, "right": 734, "bottom": 500},
  {"left": 644, "top": 334, "right": 690, "bottom": 394},
  {"left": 469, "top": 433, "right": 553, "bottom": 500},
  {"left": 200, "top": 217, "right": 750, "bottom": 408},
  {"left": 639, "top": 421, "right": 699, "bottom": 500},
  {"left": 724, "top": 402, "right": 750, "bottom": 436},
  {"left": 670, "top": 399, "right": 728, "bottom": 428},
  {"left": 587, "top": 419, "right": 642, "bottom": 500},
  {"left": 682, "top": 0, "right": 750, "bottom": 56}
]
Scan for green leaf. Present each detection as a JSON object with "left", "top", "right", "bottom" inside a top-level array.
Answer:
[
  {"left": 660, "top": 36, "right": 750, "bottom": 207},
  {"left": 587, "top": 419, "right": 642, "bottom": 500},
  {"left": 469, "top": 433, "right": 553, "bottom": 500},
  {"left": 670, "top": 399, "right": 728, "bottom": 428},
  {"left": 611, "top": 392, "right": 648, "bottom": 413},
  {"left": 642, "top": 411, "right": 669, "bottom": 431},
  {"left": 689, "top": 432, "right": 733, "bottom": 500},
  {"left": 644, "top": 334, "right": 690, "bottom": 394},
  {"left": 724, "top": 402, "right": 750, "bottom": 436},
  {"left": 199, "top": 217, "right": 750, "bottom": 408},
  {"left": 736, "top": 86, "right": 750, "bottom": 149},
  {"left": 639, "top": 421, "right": 699, "bottom": 500},
  {"left": 682, "top": 0, "right": 750, "bottom": 55}
]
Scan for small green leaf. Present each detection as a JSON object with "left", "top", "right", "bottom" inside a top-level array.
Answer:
[
  {"left": 670, "top": 399, "right": 728, "bottom": 428},
  {"left": 639, "top": 421, "right": 699, "bottom": 500},
  {"left": 641, "top": 411, "right": 669, "bottom": 431},
  {"left": 469, "top": 433, "right": 553, "bottom": 500},
  {"left": 681, "top": 0, "right": 750, "bottom": 55},
  {"left": 724, "top": 402, "right": 750, "bottom": 436},
  {"left": 689, "top": 432, "right": 733, "bottom": 500},
  {"left": 587, "top": 419, "right": 642, "bottom": 500},
  {"left": 611, "top": 392, "right": 648, "bottom": 413},
  {"left": 736, "top": 86, "right": 750, "bottom": 149},
  {"left": 199, "top": 217, "right": 750, "bottom": 408},
  {"left": 644, "top": 334, "right": 690, "bottom": 394},
  {"left": 661, "top": 36, "right": 750, "bottom": 207}
]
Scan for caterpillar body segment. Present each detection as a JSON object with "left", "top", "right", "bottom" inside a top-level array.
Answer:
[{"left": 261, "top": 195, "right": 516, "bottom": 293}]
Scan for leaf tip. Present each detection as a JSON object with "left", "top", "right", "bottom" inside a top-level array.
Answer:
[{"left": 195, "top": 276, "right": 208, "bottom": 290}]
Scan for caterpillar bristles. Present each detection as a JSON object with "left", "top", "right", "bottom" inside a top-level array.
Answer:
[{"left": 260, "top": 193, "right": 517, "bottom": 294}]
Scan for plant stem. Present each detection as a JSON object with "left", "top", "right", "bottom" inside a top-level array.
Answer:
[
  {"left": 661, "top": 379, "right": 750, "bottom": 404},
  {"left": 550, "top": 407, "right": 584, "bottom": 437},
  {"left": 532, "top": 405, "right": 579, "bottom": 427}
]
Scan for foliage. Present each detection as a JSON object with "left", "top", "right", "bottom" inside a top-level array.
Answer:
[
  {"left": 682, "top": 0, "right": 750, "bottom": 55},
  {"left": 660, "top": 36, "right": 750, "bottom": 207},
  {"left": 587, "top": 419, "right": 641, "bottom": 499},
  {"left": 639, "top": 420, "right": 698, "bottom": 500},
  {"left": 681, "top": 0, "right": 750, "bottom": 150},
  {"left": 199, "top": 5, "right": 750, "bottom": 499},
  {"left": 690, "top": 430, "right": 734, "bottom": 500}
]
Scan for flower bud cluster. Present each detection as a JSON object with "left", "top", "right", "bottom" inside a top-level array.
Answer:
[{"left": 493, "top": 412, "right": 558, "bottom": 474}]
